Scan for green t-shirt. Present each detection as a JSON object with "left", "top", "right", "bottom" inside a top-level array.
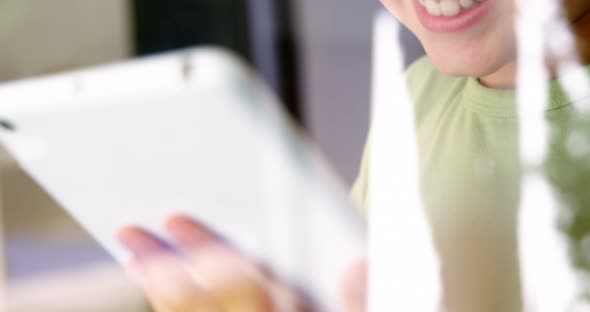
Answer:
[{"left": 352, "top": 56, "right": 590, "bottom": 312}]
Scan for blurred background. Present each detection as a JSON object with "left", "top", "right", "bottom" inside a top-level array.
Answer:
[{"left": 0, "top": 0, "right": 424, "bottom": 310}]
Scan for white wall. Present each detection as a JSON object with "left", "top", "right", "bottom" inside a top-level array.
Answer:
[
  {"left": 0, "top": 0, "right": 132, "bottom": 82},
  {"left": 295, "top": 1, "right": 424, "bottom": 185},
  {"left": 295, "top": 0, "right": 379, "bottom": 185},
  {"left": 0, "top": 0, "right": 134, "bottom": 264},
  {"left": 0, "top": 3, "right": 145, "bottom": 310}
]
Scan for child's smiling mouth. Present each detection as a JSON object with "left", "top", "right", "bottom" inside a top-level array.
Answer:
[
  {"left": 414, "top": 0, "right": 495, "bottom": 33},
  {"left": 418, "top": 0, "right": 484, "bottom": 17}
]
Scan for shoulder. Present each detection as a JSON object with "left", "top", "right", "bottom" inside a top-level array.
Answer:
[
  {"left": 405, "top": 56, "right": 467, "bottom": 124},
  {"left": 406, "top": 55, "right": 437, "bottom": 83},
  {"left": 405, "top": 55, "right": 458, "bottom": 97},
  {"left": 350, "top": 57, "right": 438, "bottom": 211},
  {"left": 405, "top": 56, "right": 438, "bottom": 86},
  {"left": 350, "top": 57, "right": 466, "bottom": 211}
]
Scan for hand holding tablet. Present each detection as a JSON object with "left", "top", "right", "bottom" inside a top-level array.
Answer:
[
  {"left": 0, "top": 48, "right": 366, "bottom": 311},
  {"left": 118, "top": 214, "right": 367, "bottom": 311}
]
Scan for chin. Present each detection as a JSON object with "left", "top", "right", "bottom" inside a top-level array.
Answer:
[
  {"left": 422, "top": 39, "right": 516, "bottom": 79},
  {"left": 429, "top": 53, "right": 506, "bottom": 78},
  {"left": 397, "top": 0, "right": 517, "bottom": 79}
]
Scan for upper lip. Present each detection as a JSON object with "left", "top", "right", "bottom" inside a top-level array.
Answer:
[
  {"left": 419, "top": 0, "right": 479, "bottom": 17},
  {"left": 414, "top": 0, "right": 492, "bottom": 32}
]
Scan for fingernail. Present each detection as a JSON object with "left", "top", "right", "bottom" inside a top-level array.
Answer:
[{"left": 117, "top": 227, "right": 172, "bottom": 257}]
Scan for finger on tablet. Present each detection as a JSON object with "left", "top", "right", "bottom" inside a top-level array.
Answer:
[
  {"left": 117, "top": 226, "right": 171, "bottom": 257},
  {"left": 124, "top": 255, "right": 219, "bottom": 311},
  {"left": 118, "top": 226, "right": 220, "bottom": 311},
  {"left": 165, "top": 215, "right": 274, "bottom": 311},
  {"left": 341, "top": 259, "right": 368, "bottom": 312},
  {"left": 165, "top": 214, "right": 223, "bottom": 250}
]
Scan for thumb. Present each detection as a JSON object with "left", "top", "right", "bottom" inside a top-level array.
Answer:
[{"left": 341, "top": 259, "right": 368, "bottom": 312}]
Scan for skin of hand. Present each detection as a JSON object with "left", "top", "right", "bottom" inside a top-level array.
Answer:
[{"left": 118, "top": 215, "right": 367, "bottom": 312}]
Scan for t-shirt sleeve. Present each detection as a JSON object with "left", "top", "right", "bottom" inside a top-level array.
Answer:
[
  {"left": 350, "top": 56, "right": 433, "bottom": 214},
  {"left": 350, "top": 138, "right": 370, "bottom": 214}
]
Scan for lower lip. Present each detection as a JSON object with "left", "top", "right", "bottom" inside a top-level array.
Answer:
[{"left": 414, "top": 0, "right": 494, "bottom": 33}]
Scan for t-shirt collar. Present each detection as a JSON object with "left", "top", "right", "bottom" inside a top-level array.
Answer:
[{"left": 463, "top": 64, "right": 590, "bottom": 118}]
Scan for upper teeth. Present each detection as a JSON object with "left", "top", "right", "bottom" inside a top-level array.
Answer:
[{"left": 419, "top": 0, "right": 481, "bottom": 16}]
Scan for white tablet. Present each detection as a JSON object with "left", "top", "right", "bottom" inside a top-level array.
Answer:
[{"left": 0, "top": 47, "right": 365, "bottom": 311}]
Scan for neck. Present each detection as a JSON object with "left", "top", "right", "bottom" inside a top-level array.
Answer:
[{"left": 479, "top": 10, "right": 590, "bottom": 90}]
